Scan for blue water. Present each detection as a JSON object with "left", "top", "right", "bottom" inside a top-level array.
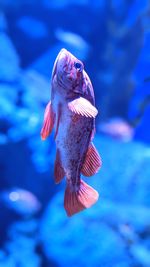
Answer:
[{"left": 0, "top": 1, "right": 150, "bottom": 266}]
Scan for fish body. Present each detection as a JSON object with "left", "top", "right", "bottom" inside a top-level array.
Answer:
[
  {"left": 99, "top": 118, "right": 134, "bottom": 142},
  {"left": 41, "top": 48, "right": 101, "bottom": 216},
  {"left": 1, "top": 188, "right": 41, "bottom": 215}
]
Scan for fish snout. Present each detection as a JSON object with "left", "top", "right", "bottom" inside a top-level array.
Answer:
[
  {"left": 59, "top": 48, "right": 68, "bottom": 54},
  {"left": 52, "top": 48, "right": 68, "bottom": 79},
  {"left": 58, "top": 48, "right": 68, "bottom": 61}
]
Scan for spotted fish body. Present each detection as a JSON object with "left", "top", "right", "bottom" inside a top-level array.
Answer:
[{"left": 41, "top": 48, "right": 102, "bottom": 216}]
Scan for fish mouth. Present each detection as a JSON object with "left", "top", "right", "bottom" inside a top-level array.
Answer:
[
  {"left": 52, "top": 48, "right": 69, "bottom": 79},
  {"left": 58, "top": 48, "right": 68, "bottom": 57},
  {"left": 57, "top": 48, "right": 69, "bottom": 66}
]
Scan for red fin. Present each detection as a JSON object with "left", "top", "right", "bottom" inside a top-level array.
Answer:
[
  {"left": 40, "top": 101, "right": 55, "bottom": 140},
  {"left": 81, "top": 143, "right": 102, "bottom": 177},
  {"left": 68, "top": 97, "right": 98, "bottom": 118},
  {"left": 54, "top": 150, "right": 65, "bottom": 184},
  {"left": 64, "top": 180, "right": 99, "bottom": 217}
]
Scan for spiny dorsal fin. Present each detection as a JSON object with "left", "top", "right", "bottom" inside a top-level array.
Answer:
[{"left": 41, "top": 101, "right": 55, "bottom": 140}]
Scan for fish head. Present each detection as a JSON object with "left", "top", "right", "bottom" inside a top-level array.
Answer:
[{"left": 52, "top": 48, "right": 85, "bottom": 95}]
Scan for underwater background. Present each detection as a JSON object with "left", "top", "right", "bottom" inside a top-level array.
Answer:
[{"left": 0, "top": 0, "right": 150, "bottom": 266}]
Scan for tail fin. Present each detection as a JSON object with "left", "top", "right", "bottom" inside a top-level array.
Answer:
[{"left": 64, "top": 180, "right": 99, "bottom": 217}]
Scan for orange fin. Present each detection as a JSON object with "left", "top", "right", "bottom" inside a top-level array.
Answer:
[
  {"left": 40, "top": 101, "right": 55, "bottom": 140},
  {"left": 64, "top": 180, "right": 99, "bottom": 217},
  {"left": 54, "top": 150, "right": 65, "bottom": 184},
  {"left": 81, "top": 143, "right": 102, "bottom": 177},
  {"left": 68, "top": 97, "right": 98, "bottom": 118}
]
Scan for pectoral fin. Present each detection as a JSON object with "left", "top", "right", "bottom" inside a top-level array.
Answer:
[
  {"left": 81, "top": 143, "right": 102, "bottom": 177},
  {"left": 68, "top": 97, "right": 98, "bottom": 118},
  {"left": 40, "top": 101, "right": 55, "bottom": 140}
]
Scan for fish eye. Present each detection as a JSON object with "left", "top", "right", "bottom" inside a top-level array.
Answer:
[{"left": 74, "top": 62, "right": 82, "bottom": 71}]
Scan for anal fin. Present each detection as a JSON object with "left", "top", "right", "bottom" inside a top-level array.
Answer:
[
  {"left": 81, "top": 143, "right": 102, "bottom": 177},
  {"left": 54, "top": 149, "right": 65, "bottom": 184}
]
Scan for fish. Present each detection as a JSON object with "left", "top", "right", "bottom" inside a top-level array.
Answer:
[
  {"left": 41, "top": 48, "right": 102, "bottom": 217},
  {"left": 55, "top": 28, "right": 89, "bottom": 59},
  {"left": 98, "top": 118, "right": 134, "bottom": 142},
  {"left": 1, "top": 188, "right": 41, "bottom": 216}
]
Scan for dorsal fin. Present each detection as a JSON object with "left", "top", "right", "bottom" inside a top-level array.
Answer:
[{"left": 41, "top": 101, "right": 55, "bottom": 140}]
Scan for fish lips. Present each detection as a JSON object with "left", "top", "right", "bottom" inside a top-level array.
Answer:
[{"left": 52, "top": 48, "right": 69, "bottom": 79}]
